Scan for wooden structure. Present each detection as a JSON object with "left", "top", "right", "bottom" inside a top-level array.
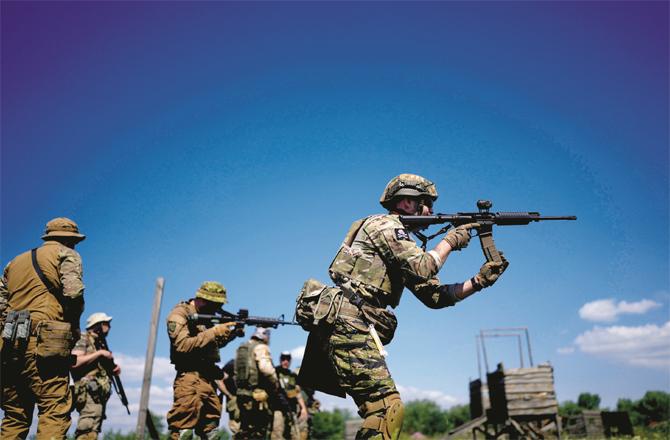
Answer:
[
  {"left": 563, "top": 410, "right": 633, "bottom": 438},
  {"left": 449, "top": 328, "right": 561, "bottom": 439}
]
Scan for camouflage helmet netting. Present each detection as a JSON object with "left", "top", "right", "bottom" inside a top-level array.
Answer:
[
  {"left": 379, "top": 174, "right": 438, "bottom": 209},
  {"left": 195, "top": 281, "right": 228, "bottom": 304}
]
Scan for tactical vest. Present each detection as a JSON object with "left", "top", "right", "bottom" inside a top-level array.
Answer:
[
  {"left": 277, "top": 367, "right": 299, "bottom": 400},
  {"left": 235, "top": 340, "right": 260, "bottom": 395},
  {"left": 328, "top": 215, "right": 403, "bottom": 307}
]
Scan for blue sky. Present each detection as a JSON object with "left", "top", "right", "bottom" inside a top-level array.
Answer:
[{"left": 1, "top": 1, "right": 668, "bottom": 433}]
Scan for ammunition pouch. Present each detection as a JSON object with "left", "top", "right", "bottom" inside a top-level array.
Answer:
[
  {"left": 35, "top": 320, "right": 72, "bottom": 358},
  {"left": 1, "top": 310, "right": 32, "bottom": 349},
  {"left": 359, "top": 304, "right": 398, "bottom": 345},
  {"left": 295, "top": 279, "right": 344, "bottom": 331}
]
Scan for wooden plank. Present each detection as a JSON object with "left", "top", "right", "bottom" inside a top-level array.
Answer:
[{"left": 135, "top": 277, "right": 165, "bottom": 440}]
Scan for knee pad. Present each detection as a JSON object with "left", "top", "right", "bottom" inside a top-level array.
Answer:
[{"left": 360, "top": 393, "right": 404, "bottom": 440}]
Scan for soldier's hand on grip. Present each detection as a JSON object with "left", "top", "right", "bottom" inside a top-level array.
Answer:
[
  {"left": 444, "top": 223, "right": 480, "bottom": 251},
  {"left": 475, "top": 253, "right": 509, "bottom": 288},
  {"left": 210, "top": 322, "right": 236, "bottom": 339}
]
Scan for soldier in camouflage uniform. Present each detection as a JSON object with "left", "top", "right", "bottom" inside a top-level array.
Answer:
[
  {"left": 166, "top": 281, "right": 242, "bottom": 440},
  {"left": 297, "top": 378, "right": 319, "bottom": 440},
  {"left": 0, "top": 217, "right": 86, "bottom": 439},
  {"left": 71, "top": 312, "right": 120, "bottom": 439},
  {"left": 312, "top": 174, "right": 509, "bottom": 440},
  {"left": 234, "top": 328, "right": 282, "bottom": 440},
  {"left": 271, "top": 352, "right": 308, "bottom": 440}
]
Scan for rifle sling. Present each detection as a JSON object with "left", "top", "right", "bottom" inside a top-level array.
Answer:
[{"left": 31, "top": 248, "right": 68, "bottom": 309}]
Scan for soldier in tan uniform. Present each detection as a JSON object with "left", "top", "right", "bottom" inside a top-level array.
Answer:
[
  {"left": 71, "top": 312, "right": 120, "bottom": 439},
  {"left": 0, "top": 217, "right": 86, "bottom": 439},
  {"left": 234, "top": 328, "right": 282, "bottom": 440},
  {"left": 166, "top": 281, "right": 241, "bottom": 440},
  {"left": 299, "top": 174, "right": 509, "bottom": 440}
]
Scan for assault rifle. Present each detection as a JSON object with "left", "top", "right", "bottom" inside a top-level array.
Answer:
[
  {"left": 96, "top": 334, "right": 160, "bottom": 439},
  {"left": 96, "top": 334, "right": 130, "bottom": 415},
  {"left": 188, "top": 308, "right": 300, "bottom": 329},
  {"left": 399, "top": 200, "right": 577, "bottom": 263}
]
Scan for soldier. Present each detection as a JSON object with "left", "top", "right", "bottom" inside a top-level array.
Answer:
[
  {"left": 221, "top": 359, "right": 240, "bottom": 436},
  {"left": 166, "top": 281, "right": 241, "bottom": 440},
  {"left": 300, "top": 174, "right": 509, "bottom": 440},
  {"left": 295, "top": 368, "right": 319, "bottom": 440},
  {"left": 71, "top": 312, "right": 120, "bottom": 439},
  {"left": 234, "top": 328, "right": 283, "bottom": 440},
  {"left": 0, "top": 217, "right": 86, "bottom": 439},
  {"left": 272, "top": 352, "right": 308, "bottom": 440}
]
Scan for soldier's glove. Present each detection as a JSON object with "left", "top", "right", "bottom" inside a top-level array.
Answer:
[
  {"left": 443, "top": 223, "right": 480, "bottom": 251},
  {"left": 209, "top": 322, "right": 236, "bottom": 345},
  {"left": 472, "top": 254, "right": 509, "bottom": 290}
]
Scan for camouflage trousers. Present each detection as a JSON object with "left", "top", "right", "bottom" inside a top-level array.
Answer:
[
  {"left": 234, "top": 395, "right": 273, "bottom": 440},
  {"left": 167, "top": 371, "right": 222, "bottom": 439},
  {"left": 74, "top": 381, "right": 110, "bottom": 440},
  {"left": 326, "top": 316, "right": 398, "bottom": 439},
  {"left": 327, "top": 316, "right": 397, "bottom": 406},
  {"left": 271, "top": 410, "right": 300, "bottom": 440},
  {"left": 0, "top": 337, "right": 72, "bottom": 440}
]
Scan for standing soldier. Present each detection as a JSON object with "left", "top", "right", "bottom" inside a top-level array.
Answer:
[
  {"left": 221, "top": 359, "right": 241, "bottom": 436},
  {"left": 272, "top": 352, "right": 307, "bottom": 440},
  {"left": 166, "top": 281, "right": 241, "bottom": 440},
  {"left": 298, "top": 174, "right": 509, "bottom": 440},
  {"left": 235, "top": 328, "right": 282, "bottom": 440},
  {"left": 71, "top": 312, "right": 120, "bottom": 439},
  {"left": 295, "top": 369, "right": 319, "bottom": 440},
  {"left": 0, "top": 217, "right": 86, "bottom": 439}
]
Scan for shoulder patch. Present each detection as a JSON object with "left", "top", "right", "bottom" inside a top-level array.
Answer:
[
  {"left": 395, "top": 228, "right": 411, "bottom": 241},
  {"left": 168, "top": 321, "right": 177, "bottom": 333}
]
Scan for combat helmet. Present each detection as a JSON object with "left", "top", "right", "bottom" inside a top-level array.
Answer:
[
  {"left": 379, "top": 174, "right": 438, "bottom": 209},
  {"left": 41, "top": 217, "right": 86, "bottom": 242},
  {"left": 86, "top": 312, "right": 113, "bottom": 329},
  {"left": 195, "top": 281, "right": 228, "bottom": 304}
]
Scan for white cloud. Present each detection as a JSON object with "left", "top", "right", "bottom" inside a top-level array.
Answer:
[
  {"left": 557, "top": 346, "right": 575, "bottom": 355},
  {"left": 115, "top": 353, "right": 175, "bottom": 384},
  {"left": 290, "top": 345, "right": 305, "bottom": 363},
  {"left": 574, "top": 321, "right": 670, "bottom": 369},
  {"left": 579, "top": 298, "right": 661, "bottom": 322},
  {"left": 397, "top": 385, "right": 462, "bottom": 408}
]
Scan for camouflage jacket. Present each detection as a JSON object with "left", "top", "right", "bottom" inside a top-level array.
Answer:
[
  {"left": 329, "top": 214, "right": 456, "bottom": 309},
  {"left": 0, "top": 241, "right": 84, "bottom": 332},
  {"left": 71, "top": 331, "right": 111, "bottom": 392}
]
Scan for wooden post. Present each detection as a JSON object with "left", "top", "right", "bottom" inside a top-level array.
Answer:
[{"left": 136, "top": 277, "right": 165, "bottom": 439}]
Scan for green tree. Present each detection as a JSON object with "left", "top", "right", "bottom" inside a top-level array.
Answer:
[
  {"left": 617, "top": 397, "right": 643, "bottom": 426},
  {"left": 444, "top": 404, "right": 470, "bottom": 432},
  {"left": 402, "top": 400, "right": 448, "bottom": 435},
  {"left": 577, "top": 392, "right": 601, "bottom": 410},
  {"left": 636, "top": 390, "right": 670, "bottom": 426},
  {"left": 312, "top": 408, "right": 350, "bottom": 440},
  {"left": 559, "top": 400, "right": 582, "bottom": 418}
]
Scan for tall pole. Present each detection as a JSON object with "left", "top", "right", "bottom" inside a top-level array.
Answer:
[{"left": 136, "top": 277, "right": 165, "bottom": 439}]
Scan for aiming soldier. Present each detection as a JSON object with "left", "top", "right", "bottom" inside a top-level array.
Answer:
[
  {"left": 272, "top": 352, "right": 308, "bottom": 440},
  {"left": 234, "top": 328, "right": 283, "bottom": 439},
  {"left": 71, "top": 312, "right": 120, "bottom": 439},
  {"left": 298, "top": 174, "right": 509, "bottom": 440},
  {"left": 166, "top": 281, "right": 241, "bottom": 440},
  {"left": 0, "top": 217, "right": 86, "bottom": 439}
]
